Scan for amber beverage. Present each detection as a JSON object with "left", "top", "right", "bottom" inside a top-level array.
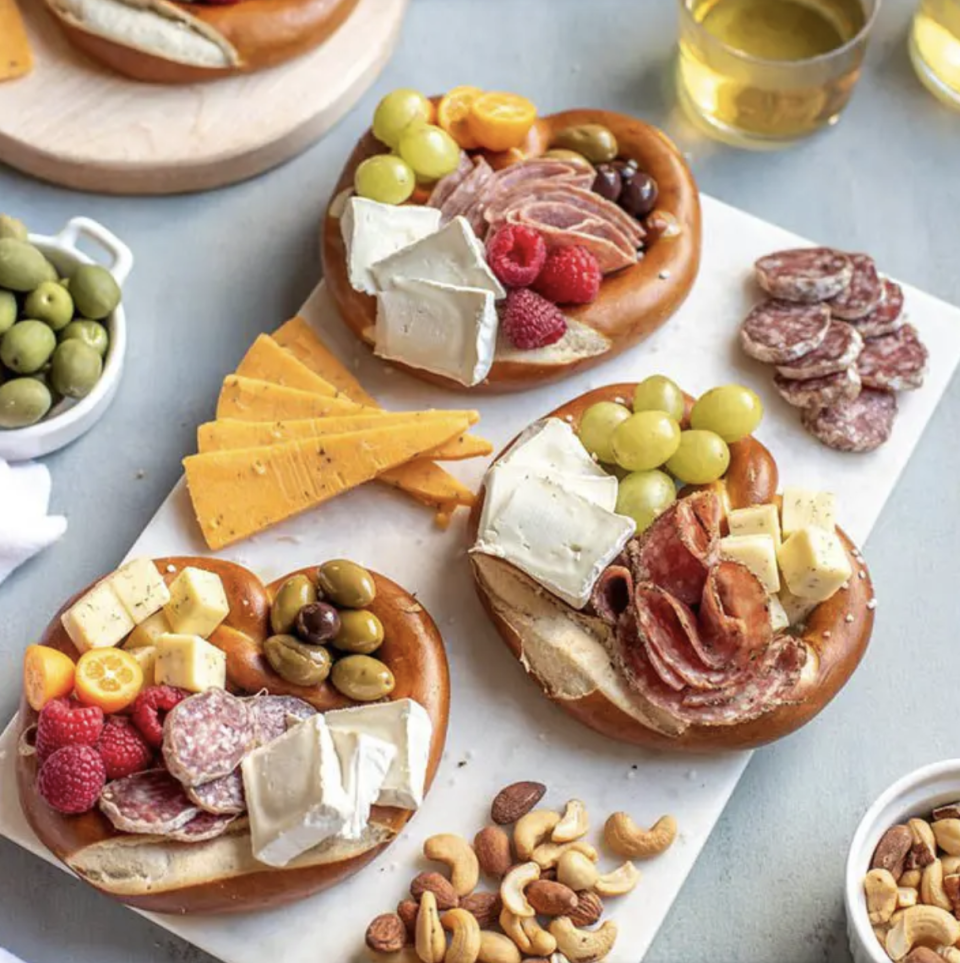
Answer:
[
  {"left": 676, "top": 0, "right": 879, "bottom": 147},
  {"left": 910, "top": 0, "right": 960, "bottom": 107}
]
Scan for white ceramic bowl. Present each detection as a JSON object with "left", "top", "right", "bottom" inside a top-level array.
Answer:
[
  {"left": 846, "top": 759, "right": 960, "bottom": 963},
  {"left": 0, "top": 216, "right": 132, "bottom": 461}
]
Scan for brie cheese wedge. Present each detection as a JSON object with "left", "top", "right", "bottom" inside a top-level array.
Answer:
[{"left": 330, "top": 730, "right": 396, "bottom": 840}]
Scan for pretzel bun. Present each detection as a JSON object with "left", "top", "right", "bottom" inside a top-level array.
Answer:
[
  {"left": 40, "top": 0, "right": 360, "bottom": 83},
  {"left": 322, "top": 108, "right": 701, "bottom": 392},
  {"left": 469, "top": 385, "right": 874, "bottom": 751},
  {"left": 16, "top": 557, "right": 449, "bottom": 914}
]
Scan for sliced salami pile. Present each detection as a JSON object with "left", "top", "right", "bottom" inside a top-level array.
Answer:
[{"left": 740, "top": 247, "right": 929, "bottom": 453}]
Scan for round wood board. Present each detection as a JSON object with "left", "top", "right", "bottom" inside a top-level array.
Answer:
[{"left": 0, "top": 0, "right": 408, "bottom": 195}]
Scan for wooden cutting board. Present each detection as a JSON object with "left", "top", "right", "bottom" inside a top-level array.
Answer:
[{"left": 0, "top": 0, "right": 407, "bottom": 194}]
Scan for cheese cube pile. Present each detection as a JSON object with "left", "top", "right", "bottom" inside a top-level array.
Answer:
[
  {"left": 163, "top": 566, "right": 230, "bottom": 638},
  {"left": 155, "top": 633, "right": 227, "bottom": 692}
]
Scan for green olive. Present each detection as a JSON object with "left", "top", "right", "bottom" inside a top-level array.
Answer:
[
  {"left": 330, "top": 655, "right": 395, "bottom": 702},
  {"left": 50, "top": 340, "right": 102, "bottom": 399},
  {"left": 0, "top": 215, "right": 28, "bottom": 242},
  {"left": 0, "top": 290, "right": 16, "bottom": 336},
  {"left": 332, "top": 610, "right": 385, "bottom": 655},
  {"left": 69, "top": 264, "right": 121, "bottom": 321},
  {"left": 317, "top": 559, "right": 376, "bottom": 608},
  {"left": 1, "top": 320, "right": 56, "bottom": 374},
  {"left": 59, "top": 320, "right": 109, "bottom": 357},
  {"left": 0, "top": 239, "right": 48, "bottom": 292},
  {"left": 541, "top": 148, "right": 593, "bottom": 167},
  {"left": 270, "top": 574, "right": 318, "bottom": 635},
  {"left": 0, "top": 378, "right": 52, "bottom": 428},
  {"left": 263, "top": 634, "right": 332, "bottom": 687},
  {"left": 551, "top": 124, "right": 619, "bottom": 164},
  {"left": 24, "top": 280, "right": 74, "bottom": 332}
]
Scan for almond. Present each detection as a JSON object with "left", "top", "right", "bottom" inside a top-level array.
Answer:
[
  {"left": 397, "top": 899, "right": 419, "bottom": 940},
  {"left": 491, "top": 780, "right": 546, "bottom": 825},
  {"left": 474, "top": 826, "right": 513, "bottom": 879},
  {"left": 365, "top": 913, "right": 407, "bottom": 953},
  {"left": 410, "top": 871, "right": 459, "bottom": 910},
  {"left": 568, "top": 890, "right": 604, "bottom": 927},
  {"left": 459, "top": 891, "right": 502, "bottom": 930},
  {"left": 871, "top": 825, "right": 913, "bottom": 880},
  {"left": 525, "top": 879, "right": 578, "bottom": 917}
]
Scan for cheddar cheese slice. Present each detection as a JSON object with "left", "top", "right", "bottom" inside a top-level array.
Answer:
[
  {"left": 183, "top": 416, "right": 474, "bottom": 550},
  {"left": 379, "top": 460, "right": 475, "bottom": 510},
  {"left": 217, "top": 376, "right": 374, "bottom": 422},
  {"left": 0, "top": 0, "right": 32, "bottom": 81},
  {"left": 235, "top": 335, "right": 342, "bottom": 397}
]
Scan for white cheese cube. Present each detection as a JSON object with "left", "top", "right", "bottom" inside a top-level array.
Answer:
[
  {"left": 107, "top": 558, "right": 171, "bottom": 625},
  {"left": 154, "top": 633, "right": 226, "bottom": 692},
  {"left": 768, "top": 595, "right": 790, "bottom": 633},
  {"left": 341, "top": 197, "right": 441, "bottom": 295},
  {"left": 728, "top": 503, "right": 782, "bottom": 550},
  {"left": 374, "top": 277, "right": 498, "bottom": 387},
  {"left": 718, "top": 534, "right": 781, "bottom": 594},
  {"left": 781, "top": 488, "right": 837, "bottom": 537},
  {"left": 123, "top": 610, "right": 173, "bottom": 650},
  {"left": 777, "top": 526, "right": 852, "bottom": 602},
  {"left": 330, "top": 730, "right": 396, "bottom": 839},
  {"left": 325, "top": 698, "right": 433, "bottom": 811},
  {"left": 243, "top": 716, "right": 352, "bottom": 868},
  {"left": 778, "top": 585, "right": 819, "bottom": 627},
  {"left": 61, "top": 581, "right": 135, "bottom": 654},
  {"left": 371, "top": 216, "right": 506, "bottom": 299},
  {"left": 127, "top": 645, "right": 158, "bottom": 682},
  {"left": 163, "top": 567, "right": 229, "bottom": 638}
]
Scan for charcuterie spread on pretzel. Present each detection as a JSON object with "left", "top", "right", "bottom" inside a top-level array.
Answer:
[
  {"left": 469, "top": 376, "right": 875, "bottom": 751},
  {"left": 16, "top": 555, "right": 449, "bottom": 914},
  {"left": 322, "top": 86, "right": 701, "bottom": 391}
]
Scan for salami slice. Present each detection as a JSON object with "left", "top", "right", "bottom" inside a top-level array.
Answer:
[
  {"left": 589, "top": 565, "right": 634, "bottom": 626},
  {"left": 848, "top": 279, "right": 905, "bottom": 340},
  {"left": 801, "top": 388, "right": 898, "bottom": 452},
  {"left": 162, "top": 688, "right": 256, "bottom": 788},
  {"left": 99, "top": 770, "right": 199, "bottom": 835},
  {"left": 755, "top": 248, "right": 853, "bottom": 303},
  {"left": 740, "top": 300, "right": 831, "bottom": 364},
  {"left": 168, "top": 810, "right": 237, "bottom": 843},
  {"left": 773, "top": 366, "right": 862, "bottom": 409},
  {"left": 185, "top": 768, "right": 246, "bottom": 815},
  {"left": 827, "top": 254, "right": 882, "bottom": 320},
  {"left": 775, "top": 321, "right": 864, "bottom": 381},
  {"left": 249, "top": 694, "right": 318, "bottom": 746},
  {"left": 857, "top": 323, "right": 928, "bottom": 391},
  {"left": 698, "top": 561, "right": 773, "bottom": 669}
]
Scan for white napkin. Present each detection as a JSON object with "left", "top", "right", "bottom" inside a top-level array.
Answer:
[
  {"left": 0, "top": 459, "right": 67, "bottom": 585},
  {"left": 0, "top": 949, "right": 28, "bottom": 963}
]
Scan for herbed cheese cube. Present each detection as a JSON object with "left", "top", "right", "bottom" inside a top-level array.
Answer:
[
  {"left": 123, "top": 610, "right": 173, "bottom": 650},
  {"left": 163, "top": 567, "right": 229, "bottom": 638},
  {"left": 107, "top": 558, "right": 171, "bottom": 625},
  {"left": 779, "top": 586, "right": 819, "bottom": 628},
  {"left": 155, "top": 633, "right": 226, "bottom": 692},
  {"left": 719, "top": 534, "right": 781, "bottom": 594},
  {"left": 781, "top": 488, "right": 837, "bottom": 537},
  {"left": 128, "top": 645, "right": 158, "bottom": 682},
  {"left": 728, "top": 503, "right": 782, "bottom": 549},
  {"left": 61, "top": 581, "right": 135, "bottom": 654},
  {"left": 768, "top": 595, "right": 790, "bottom": 633},
  {"left": 777, "top": 526, "right": 852, "bottom": 603}
]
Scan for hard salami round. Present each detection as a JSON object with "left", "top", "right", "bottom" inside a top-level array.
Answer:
[
  {"left": 740, "top": 300, "right": 831, "bottom": 364},
  {"left": 248, "top": 694, "right": 317, "bottom": 746},
  {"left": 773, "top": 366, "right": 862, "bottom": 409},
  {"left": 857, "top": 323, "right": 928, "bottom": 391},
  {"left": 162, "top": 688, "right": 257, "bottom": 788},
  {"left": 185, "top": 769, "right": 246, "bottom": 816},
  {"left": 848, "top": 279, "right": 905, "bottom": 340},
  {"left": 775, "top": 321, "right": 864, "bottom": 381},
  {"left": 755, "top": 247, "right": 853, "bottom": 303},
  {"left": 827, "top": 253, "right": 882, "bottom": 320},
  {"left": 801, "top": 388, "right": 898, "bottom": 452},
  {"left": 99, "top": 770, "right": 199, "bottom": 835},
  {"left": 168, "top": 811, "right": 238, "bottom": 844}
]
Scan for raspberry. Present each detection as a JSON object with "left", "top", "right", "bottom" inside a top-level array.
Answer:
[
  {"left": 500, "top": 289, "right": 568, "bottom": 350},
  {"left": 485, "top": 225, "right": 547, "bottom": 288},
  {"left": 97, "top": 717, "right": 153, "bottom": 779},
  {"left": 532, "top": 245, "right": 602, "bottom": 305},
  {"left": 37, "top": 744, "right": 106, "bottom": 814},
  {"left": 35, "top": 698, "right": 104, "bottom": 764},
  {"left": 131, "top": 686, "right": 187, "bottom": 748}
]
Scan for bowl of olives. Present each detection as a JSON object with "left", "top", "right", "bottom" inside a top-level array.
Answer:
[{"left": 0, "top": 215, "right": 131, "bottom": 461}]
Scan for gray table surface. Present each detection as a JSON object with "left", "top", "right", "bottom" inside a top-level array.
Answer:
[{"left": 2, "top": 1, "right": 959, "bottom": 960}]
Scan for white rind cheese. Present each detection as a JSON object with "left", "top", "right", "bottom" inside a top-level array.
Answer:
[
  {"left": 727, "top": 504, "right": 782, "bottom": 550},
  {"left": 163, "top": 567, "right": 229, "bottom": 639},
  {"left": 61, "top": 581, "right": 135, "bottom": 654},
  {"left": 719, "top": 534, "right": 781, "bottom": 595},
  {"left": 330, "top": 731, "right": 396, "bottom": 840},
  {"left": 154, "top": 633, "right": 226, "bottom": 691},
  {"left": 778, "top": 526, "right": 852, "bottom": 602},
  {"left": 781, "top": 488, "right": 837, "bottom": 538},
  {"left": 107, "top": 558, "right": 170, "bottom": 625}
]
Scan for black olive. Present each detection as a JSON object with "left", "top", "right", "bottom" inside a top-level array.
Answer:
[
  {"left": 592, "top": 163, "right": 622, "bottom": 203},
  {"left": 295, "top": 601, "right": 341, "bottom": 646},
  {"left": 619, "top": 171, "right": 659, "bottom": 220}
]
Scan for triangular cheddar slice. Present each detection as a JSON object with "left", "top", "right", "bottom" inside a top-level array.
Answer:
[
  {"left": 183, "top": 416, "right": 473, "bottom": 550},
  {"left": 217, "top": 376, "right": 376, "bottom": 422},
  {"left": 235, "top": 335, "right": 342, "bottom": 397},
  {"left": 379, "top": 461, "right": 476, "bottom": 510}
]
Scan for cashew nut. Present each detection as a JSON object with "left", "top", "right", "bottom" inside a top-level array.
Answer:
[
  {"left": 908, "top": 818, "right": 938, "bottom": 865},
  {"left": 477, "top": 931, "right": 521, "bottom": 963},
  {"left": 594, "top": 861, "right": 641, "bottom": 897},
  {"left": 921, "top": 859, "right": 952, "bottom": 911},
  {"left": 885, "top": 905, "right": 960, "bottom": 961},
  {"left": 500, "top": 861, "right": 539, "bottom": 918},
  {"left": 548, "top": 918, "right": 618, "bottom": 963},
  {"left": 552, "top": 800, "right": 589, "bottom": 844},
  {"left": 932, "top": 820, "right": 960, "bottom": 857},
  {"left": 499, "top": 908, "right": 532, "bottom": 954},
  {"left": 604, "top": 812, "right": 677, "bottom": 859},
  {"left": 532, "top": 841, "right": 599, "bottom": 871},
  {"left": 939, "top": 948, "right": 960, "bottom": 963},
  {"left": 900, "top": 870, "right": 922, "bottom": 889},
  {"left": 897, "top": 887, "right": 918, "bottom": 909},
  {"left": 520, "top": 916, "right": 558, "bottom": 957},
  {"left": 442, "top": 908, "right": 481, "bottom": 963},
  {"left": 872, "top": 924, "right": 890, "bottom": 947},
  {"left": 864, "top": 869, "right": 898, "bottom": 925},
  {"left": 415, "top": 891, "right": 446, "bottom": 963},
  {"left": 944, "top": 855, "right": 960, "bottom": 876},
  {"left": 514, "top": 810, "right": 561, "bottom": 860},
  {"left": 557, "top": 850, "right": 599, "bottom": 892},
  {"left": 424, "top": 833, "right": 480, "bottom": 897}
]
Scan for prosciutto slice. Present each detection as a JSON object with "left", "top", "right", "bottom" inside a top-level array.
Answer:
[
  {"left": 485, "top": 158, "right": 596, "bottom": 194},
  {"left": 427, "top": 152, "right": 473, "bottom": 209},
  {"left": 438, "top": 157, "right": 495, "bottom": 224},
  {"left": 589, "top": 565, "right": 633, "bottom": 626},
  {"left": 699, "top": 561, "right": 773, "bottom": 668}
]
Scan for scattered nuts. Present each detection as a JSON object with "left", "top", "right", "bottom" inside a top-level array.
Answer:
[
  {"left": 873, "top": 825, "right": 914, "bottom": 880},
  {"left": 500, "top": 862, "right": 540, "bottom": 918},
  {"left": 499, "top": 908, "right": 532, "bottom": 954},
  {"left": 552, "top": 800, "right": 589, "bottom": 844},
  {"left": 932, "top": 819, "right": 960, "bottom": 857},
  {"left": 548, "top": 917, "right": 618, "bottom": 963},
  {"left": 897, "top": 887, "right": 918, "bottom": 909},
  {"left": 492, "top": 781, "right": 547, "bottom": 825},
  {"left": 932, "top": 802, "right": 960, "bottom": 821},
  {"left": 556, "top": 851, "right": 599, "bottom": 892},
  {"left": 475, "top": 826, "right": 513, "bottom": 879},
  {"left": 885, "top": 905, "right": 960, "bottom": 961},
  {"left": 943, "top": 855, "right": 960, "bottom": 876},
  {"left": 944, "top": 873, "right": 960, "bottom": 911},
  {"left": 902, "top": 948, "right": 943, "bottom": 963},
  {"left": 525, "top": 880, "right": 578, "bottom": 917},
  {"left": 907, "top": 818, "right": 937, "bottom": 869},
  {"left": 920, "top": 859, "right": 951, "bottom": 911},
  {"left": 442, "top": 908, "right": 482, "bottom": 963},
  {"left": 568, "top": 890, "right": 604, "bottom": 927},
  {"left": 604, "top": 812, "right": 677, "bottom": 859},
  {"left": 397, "top": 900, "right": 419, "bottom": 941},
  {"left": 424, "top": 834, "right": 481, "bottom": 897},
  {"left": 939, "top": 948, "right": 960, "bottom": 963},
  {"left": 865, "top": 869, "right": 899, "bottom": 925},
  {"left": 531, "top": 841, "right": 598, "bottom": 871},
  {"left": 520, "top": 916, "right": 558, "bottom": 957},
  {"left": 366, "top": 913, "right": 408, "bottom": 954},
  {"left": 515, "top": 811, "right": 562, "bottom": 861},
  {"left": 477, "top": 931, "right": 522, "bottom": 963},
  {"left": 899, "top": 870, "right": 922, "bottom": 888},
  {"left": 459, "top": 891, "right": 502, "bottom": 930},
  {"left": 415, "top": 892, "right": 446, "bottom": 963},
  {"left": 411, "top": 871, "right": 459, "bottom": 910},
  {"left": 594, "top": 861, "right": 641, "bottom": 897}
]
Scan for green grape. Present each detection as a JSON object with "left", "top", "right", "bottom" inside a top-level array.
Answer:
[
  {"left": 689, "top": 384, "right": 764, "bottom": 443},
  {"left": 611, "top": 410, "right": 681, "bottom": 472},
  {"left": 616, "top": 470, "right": 676, "bottom": 533},
  {"left": 577, "top": 402, "right": 631, "bottom": 463},
  {"left": 398, "top": 124, "right": 462, "bottom": 181},
  {"left": 354, "top": 155, "right": 416, "bottom": 205},
  {"left": 372, "top": 89, "right": 432, "bottom": 149},
  {"left": 633, "top": 375, "right": 685, "bottom": 422},
  {"left": 665, "top": 430, "right": 730, "bottom": 484}
]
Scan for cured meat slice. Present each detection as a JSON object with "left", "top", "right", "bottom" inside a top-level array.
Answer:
[
  {"left": 848, "top": 279, "right": 905, "bottom": 340},
  {"left": 773, "top": 366, "right": 862, "bottom": 409},
  {"left": 775, "top": 321, "right": 863, "bottom": 381},
  {"left": 427, "top": 152, "right": 473, "bottom": 209},
  {"left": 801, "top": 388, "right": 897, "bottom": 453},
  {"left": 99, "top": 769, "right": 199, "bottom": 835},
  {"left": 249, "top": 694, "right": 317, "bottom": 745},
  {"left": 168, "top": 810, "right": 237, "bottom": 844},
  {"left": 487, "top": 158, "right": 596, "bottom": 195},
  {"left": 740, "top": 300, "right": 831, "bottom": 364},
  {"left": 857, "top": 323, "right": 928, "bottom": 391},
  {"left": 439, "top": 157, "right": 495, "bottom": 224},
  {"left": 755, "top": 248, "right": 853, "bottom": 303},
  {"left": 589, "top": 565, "right": 634, "bottom": 626},
  {"left": 827, "top": 254, "right": 882, "bottom": 320},
  {"left": 616, "top": 607, "right": 687, "bottom": 712},
  {"left": 162, "top": 688, "right": 257, "bottom": 788},
  {"left": 698, "top": 561, "right": 773, "bottom": 668},
  {"left": 185, "top": 768, "right": 246, "bottom": 815}
]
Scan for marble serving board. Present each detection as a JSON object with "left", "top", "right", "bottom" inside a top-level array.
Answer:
[{"left": 2, "top": 194, "right": 959, "bottom": 963}]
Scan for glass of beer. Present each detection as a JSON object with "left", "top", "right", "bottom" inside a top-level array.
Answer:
[
  {"left": 676, "top": 0, "right": 880, "bottom": 147},
  {"left": 910, "top": 0, "right": 960, "bottom": 107}
]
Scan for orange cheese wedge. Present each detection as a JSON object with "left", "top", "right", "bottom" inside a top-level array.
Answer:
[
  {"left": 235, "top": 335, "right": 343, "bottom": 397},
  {"left": 0, "top": 0, "right": 32, "bottom": 81},
  {"left": 216, "top": 376, "right": 374, "bottom": 422}
]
